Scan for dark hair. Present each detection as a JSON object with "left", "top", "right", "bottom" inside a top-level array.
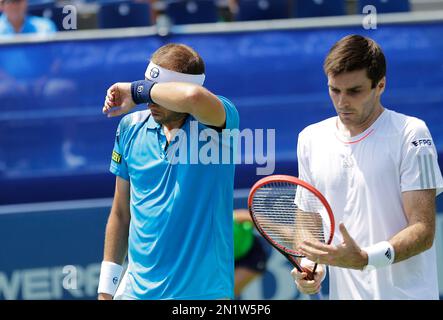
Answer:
[
  {"left": 324, "top": 35, "right": 386, "bottom": 88},
  {"left": 151, "top": 43, "right": 205, "bottom": 75}
]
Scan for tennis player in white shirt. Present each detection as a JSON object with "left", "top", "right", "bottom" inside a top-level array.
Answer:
[{"left": 291, "top": 34, "right": 443, "bottom": 300}]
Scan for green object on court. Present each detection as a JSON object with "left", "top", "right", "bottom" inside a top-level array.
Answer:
[{"left": 234, "top": 220, "right": 254, "bottom": 260}]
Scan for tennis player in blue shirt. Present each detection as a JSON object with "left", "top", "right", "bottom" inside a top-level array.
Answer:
[{"left": 97, "top": 43, "right": 239, "bottom": 300}]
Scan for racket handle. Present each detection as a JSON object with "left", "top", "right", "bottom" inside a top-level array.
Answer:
[
  {"left": 306, "top": 263, "right": 317, "bottom": 280},
  {"left": 289, "top": 256, "right": 316, "bottom": 281},
  {"left": 287, "top": 255, "right": 304, "bottom": 273},
  {"left": 312, "top": 263, "right": 318, "bottom": 275},
  {"left": 303, "top": 263, "right": 318, "bottom": 281}
]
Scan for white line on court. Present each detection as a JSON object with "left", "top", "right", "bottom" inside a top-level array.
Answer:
[{"left": 0, "top": 189, "right": 251, "bottom": 215}]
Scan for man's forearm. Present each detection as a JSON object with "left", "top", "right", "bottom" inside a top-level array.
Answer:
[
  {"left": 103, "top": 212, "right": 129, "bottom": 264},
  {"left": 391, "top": 189, "right": 436, "bottom": 264},
  {"left": 150, "top": 82, "right": 226, "bottom": 127},
  {"left": 390, "top": 222, "right": 435, "bottom": 264}
]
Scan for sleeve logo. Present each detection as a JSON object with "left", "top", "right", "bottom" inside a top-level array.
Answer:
[
  {"left": 385, "top": 248, "right": 392, "bottom": 261},
  {"left": 412, "top": 139, "right": 432, "bottom": 147},
  {"left": 112, "top": 150, "right": 122, "bottom": 164}
]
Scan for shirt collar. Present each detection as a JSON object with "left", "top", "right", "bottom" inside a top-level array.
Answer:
[
  {"left": 0, "top": 14, "right": 29, "bottom": 34},
  {"left": 146, "top": 113, "right": 161, "bottom": 130},
  {"left": 146, "top": 113, "right": 192, "bottom": 130}
]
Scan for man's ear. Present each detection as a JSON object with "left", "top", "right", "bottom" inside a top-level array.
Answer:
[{"left": 377, "top": 77, "right": 386, "bottom": 95}]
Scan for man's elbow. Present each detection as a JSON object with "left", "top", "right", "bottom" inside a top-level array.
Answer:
[
  {"left": 421, "top": 224, "right": 435, "bottom": 251},
  {"left": 110, "top": 206, "right": 130, "bottom": 226},
  {"left": 186, "top": 87, "right": 225, "bottom": 127},
  {"left": 423, "top": 232, "right": 435, "bottom": 251},
  {"left": 184, "top": 85, "right": 205, "bottom": 107}
]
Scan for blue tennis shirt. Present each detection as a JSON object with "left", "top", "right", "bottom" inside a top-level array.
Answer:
[
  {"left": 0, "top": 14, "right": 57, "bottom": 37},
  {"left": 110, "top": 96, "right": 239, "bottom": 299}
]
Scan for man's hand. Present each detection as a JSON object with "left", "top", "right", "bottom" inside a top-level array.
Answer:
[
  {"left": 298, "top": 222, "right": 368, "bottom": 270},
  {"left": 103, "top": 82, "right": 136, "bottom": 117},
  {"left": 98, "top": 293, "right": 113, "bottom": 300},
  {"left": 291, "top": 264, "right": 325, "bottom": 295}
]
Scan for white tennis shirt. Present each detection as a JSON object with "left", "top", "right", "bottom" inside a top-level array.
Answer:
[{"left": 297, "top": 108, "right": 443, "bottom": 299}]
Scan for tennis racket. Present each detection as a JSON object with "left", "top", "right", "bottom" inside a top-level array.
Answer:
[{"left": 248, "top": 175, "right": 335, "bottom": 280}]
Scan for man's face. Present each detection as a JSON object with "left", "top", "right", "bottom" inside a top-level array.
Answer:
[
  {"left": 2, "top": 0, "right": 27, "bottom": 22},
  {"left": 148, "top": 103, "right": 187, "bottom": 125},
  {"left": 144, "top": 74, "right": 187, "bottom": 125},
  {"left": 327, "top": 69, "right": 385, "bottom": 128}
]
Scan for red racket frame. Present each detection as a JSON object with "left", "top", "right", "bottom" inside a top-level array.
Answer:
[{"left": 248, "top": 175, "right": 335, "bottom": 275}]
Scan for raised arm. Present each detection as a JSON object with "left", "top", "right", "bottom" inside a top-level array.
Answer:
[
  {"left": 149, "top": 82, "right": 226, "bottom": 128},
  {"left": 102, "top": 81, "right": 226, "bottom": 128}
]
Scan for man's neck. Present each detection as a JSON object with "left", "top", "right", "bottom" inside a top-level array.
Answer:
[
  {"left": 8, "top": 16, "right": 25, "bottom": 33},
  {"left": 162, "top": 117, "right": 187, "bottom": 142}
]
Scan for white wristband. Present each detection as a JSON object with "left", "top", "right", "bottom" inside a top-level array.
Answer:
[
  {"left": 362, "top": 241, "right": 395, "bottom": 271},
  {"left": 97, "top": 261, "right": 124, "bottom": 296}
]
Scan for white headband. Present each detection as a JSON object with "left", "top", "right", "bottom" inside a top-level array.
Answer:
[{"left": 145, "top": 61, "right": 205, "bottom": 86}]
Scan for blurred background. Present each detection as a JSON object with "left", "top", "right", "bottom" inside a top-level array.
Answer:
[{"left": 0, "top": 0, "right": 442, "bottom": 300}]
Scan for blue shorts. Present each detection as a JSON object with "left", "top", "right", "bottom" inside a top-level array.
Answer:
[{"left": 235, "top": 235, "right": 270, "bottom": 273}]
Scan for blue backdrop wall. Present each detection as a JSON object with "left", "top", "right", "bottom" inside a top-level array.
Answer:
[{"left": 1, "top": 23, "right": 442, "bottom": 204}]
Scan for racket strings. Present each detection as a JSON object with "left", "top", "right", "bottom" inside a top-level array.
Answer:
[{"left": 251, "top": 182, "right": 331, "bottom": 254}]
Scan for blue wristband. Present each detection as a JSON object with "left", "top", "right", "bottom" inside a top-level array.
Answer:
[{"left": 131, "top": 80, "right": 156, "bottom": 105}]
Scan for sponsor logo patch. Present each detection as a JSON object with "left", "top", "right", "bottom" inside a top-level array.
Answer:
[
  {"left": 412, "top": 139, "right": 432, "bottom": 147},
  {"left": 112, "top": 150, "right": 122, "bottom": 164}
]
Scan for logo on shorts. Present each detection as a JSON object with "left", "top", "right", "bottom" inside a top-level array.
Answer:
[
  {"left": 412, "top": 139, "right": 432, "bottom": 147},
  {"left": 150, "top": 67, "right": 160, "bottom": 78},
  {"left": 112, "top": 277, "right": 118, "bottom": 285},
  {"left": 112, "top": 150, "right": 122, "bottom": 164}
]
